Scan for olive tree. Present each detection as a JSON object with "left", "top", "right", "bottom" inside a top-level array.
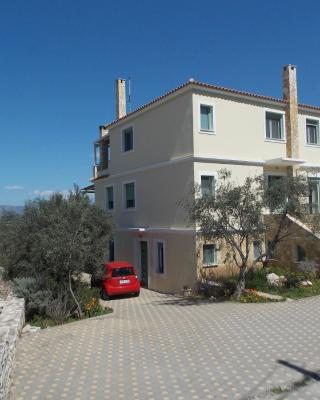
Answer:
[
  {"left": 184, "top": 170, "right": 265, "bottom": 299},
  {"left": 0, "top": 187, "right": 113, "bottom": 318},
  {"left": 184, "top": 170, "right": 317, "bottom": 299}
]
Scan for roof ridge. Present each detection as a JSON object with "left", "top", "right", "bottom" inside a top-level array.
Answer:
[{"left": 101, "top": 80, "right": 320, "bottom": 130}]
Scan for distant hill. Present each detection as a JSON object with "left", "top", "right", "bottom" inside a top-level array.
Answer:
[{"left": 0, "top": 205, "right": 24, "bottom": 215}]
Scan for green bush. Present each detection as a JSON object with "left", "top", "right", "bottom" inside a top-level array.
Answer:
[
  {"left": 284, "top": 273, "right": 303, "bottom": 289},
  {"left": 197, "top": 276, "right": 237, "bottom": 299},
  {"left": 246, "top": 269, "right": 268, "bottom": 290},
  {"left": 13, "top": 277, "right": 51, "bottom": 319},
  {"left": 75, "top": 284, "right": 103, "bottom": 317}
]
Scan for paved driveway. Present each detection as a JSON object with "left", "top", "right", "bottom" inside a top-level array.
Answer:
[{"left": 9, "top": 289, "right": 320, "bottom": 400}]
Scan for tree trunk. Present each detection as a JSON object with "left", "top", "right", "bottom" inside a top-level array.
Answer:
[
  {"left": 69, "top": 271, "right": 82, "bottom": 318},
  {"left": 234, "top": 265, "right": 246, "bottom": 300}
]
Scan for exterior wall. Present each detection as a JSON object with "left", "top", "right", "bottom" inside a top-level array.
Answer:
[
  {"left": 194, "top": 162, "right": 264, "bottom": 278},
  {"left": 95, "top": 160, "right": 195, "bottom": 229},
  {"left": 114, "top": 230, "right": 197, "bottom": 294},
  {"left": 266, "top": 215, "right": 320, "bottom": 269},
  {"left": 192, "top": 92, "right": 287, "bottom": 161},
  {"left": 298, "top": 111, "right": 320, "bottom": 165},
  {"left": 194, "top": 162, "right": 263, "bottom": 185},
  {"left": 103, "top": 90, "right": 193, "bottom": 177}
]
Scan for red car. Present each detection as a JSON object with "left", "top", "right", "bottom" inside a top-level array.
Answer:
[{"left": 101, "top": 262, "right": 140, "bottom": 300}]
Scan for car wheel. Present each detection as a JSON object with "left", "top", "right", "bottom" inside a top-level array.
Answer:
[
  {"left": 101, "top": 288, "right": 110, "bottom": 301},
  {"left": 133, "top": 291, "right": 140, "bottom": 297}
]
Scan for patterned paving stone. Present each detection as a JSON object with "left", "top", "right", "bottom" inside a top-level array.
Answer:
[{"left": 9, "top": 290, "right": 320, "bottom": 400}]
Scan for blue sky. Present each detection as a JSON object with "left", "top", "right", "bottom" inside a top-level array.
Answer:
[{"left": 1, "top": 0, "right": 320, "bottom": 205}]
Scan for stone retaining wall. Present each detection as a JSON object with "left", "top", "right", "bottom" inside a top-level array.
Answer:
[{"left": 0, "top": 298, "right": 25, "bottom": 400}]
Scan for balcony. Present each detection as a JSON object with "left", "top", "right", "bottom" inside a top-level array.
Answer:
[{"left": 93, "top": 136, "right": 110, "bottom": 179}]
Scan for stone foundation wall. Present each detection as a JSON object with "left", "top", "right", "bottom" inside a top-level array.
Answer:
[{"left": 0, "top": 298, "right": 25, "bottom": 400}]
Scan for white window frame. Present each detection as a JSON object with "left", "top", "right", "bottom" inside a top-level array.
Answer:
[
  {"left": 198, "top": 171, "right": 217, "bottom": 198},
  {"left": 202, "top": 244, "right": 218, "bottom": 267},
  {"left": 105, "top": 184, "right": 114, "bottom": 211},
  {"left": 121, "top": 124, "right": 134, "bottom": 154},
  {"left": 122, "top": 180, "right": 136, "bottom": 211},
  {"left": 264, "top": 109, "right": 286, "bottom": 143},
  {"left": 196, "top": 97, "right": 216, "bottom": 135},
  {"left": 153, "top": 239, "right": 166, "bottom": 276},
  {"left": 305, "top": 116, "right": 320, "bottom": 147}
]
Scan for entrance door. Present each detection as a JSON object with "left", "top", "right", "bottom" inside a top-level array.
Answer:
[{"left": 140, "top": 241, "right": 148, "bottom": 288}]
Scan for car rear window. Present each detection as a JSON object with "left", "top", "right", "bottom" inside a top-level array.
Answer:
[{"left": 111, "top": 267, "right": 134, "bottom": 277}]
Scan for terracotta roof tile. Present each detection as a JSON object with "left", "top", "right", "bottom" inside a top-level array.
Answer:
[{"left": 101, "top": 80, "right": 320, "bottom": 130}]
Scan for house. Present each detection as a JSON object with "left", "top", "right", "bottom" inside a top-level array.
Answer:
[{"left": 90, "top": 65, "right": 320, "bottom": 294}]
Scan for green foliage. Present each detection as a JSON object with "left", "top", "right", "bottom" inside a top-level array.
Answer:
[
  {"left": 245, "top": 268, "right": 268, "bottom": 290},
  {"left": 12, "top": 277, "right": 51, "bottom": 319},
  {"left": 0, "top": 187, "right": 113, "bottom": 323},
  {"left": 29, "top": 306, "right": 113, "bottom": 329},
  {"left": 239, "top": 290, "right": 270, "bottom": 303},
  {"left": 284, "top": 273, "right": 303, "bottom": 289},
  {"left": 75, "top": 284, "right": 102, "bottom": 316},
  {"left": 198, "top": 275, "right": 238, "bottom": 299}
]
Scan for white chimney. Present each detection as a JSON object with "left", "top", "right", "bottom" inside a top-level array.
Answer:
[{"left": 115, "top": 78, "right": 126, "bottom": 119}]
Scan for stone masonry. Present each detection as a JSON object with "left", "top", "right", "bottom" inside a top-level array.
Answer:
[{"left": 0, "top": 298, "right": 25, "bottom": 400}]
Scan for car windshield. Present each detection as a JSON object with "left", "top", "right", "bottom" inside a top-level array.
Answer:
[{"left": 111, "top": 267, "right": 134, "bottom": 277}]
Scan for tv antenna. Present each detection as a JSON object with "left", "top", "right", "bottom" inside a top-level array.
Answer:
[{"left": 127, "top": 77, "right": 132, "bottom": 112}]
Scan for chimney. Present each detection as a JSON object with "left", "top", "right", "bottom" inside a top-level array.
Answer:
[
  {"left": 283, "top": 65, "right": 299, "bottom": 160},
  {"left": 115, "top": 78, "right": 126, "bottom": 119}
]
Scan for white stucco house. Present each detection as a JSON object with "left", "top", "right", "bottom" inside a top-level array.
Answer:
[{"left": 88, "top": 65, "right": 320, "bottom": 294}]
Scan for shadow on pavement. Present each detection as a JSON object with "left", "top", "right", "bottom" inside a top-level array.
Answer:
[{"left": 151, "top": 297, "right": 220, "bottom": 307}]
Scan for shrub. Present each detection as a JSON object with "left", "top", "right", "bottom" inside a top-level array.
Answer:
[
  {"left": 197, "top": 275, "right": 237, "bottom": 299},
  {"left": 75, "top": 284, "right": 103, "bottom": 317},
  {"left": 246, "top": 268, "right": 268, "bottom": 290},
  {"left": 13, "top": 277, "right": 51, "bottom": 319},
  {"left": 284, "top": 273, "right": 303, "bottom": 289},
  {"left": 239, "top": 289, "right": 269, "bottom": 303},
  {"left": 45, "top": 290, "right": 71, "bottom": 324}
]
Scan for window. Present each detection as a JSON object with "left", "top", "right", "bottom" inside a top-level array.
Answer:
[
  {"left": 111, "top": 267, "right": 134, "bottom": 277},
  {"left": 106, "top": 186, "right": 114, "bottom": 210},
  {"left": 123, "top": 127, "right": 133, "bottom": 152},
  {"left": 306, "top": 119, "right": 319, "bottom": 145},
  {"left": 266, "top": 112, "right": 284, "bottom": 140},
  {"left": 267, "top": 175, "right": 286, "bottom": 211},
  {"left": 308, "top": 178, "right": 320, "bottom": 214},
  {"left": 94, "top": 143, "right": 101, "bottom": 165},
  {"left": 200, "top": 105, "right": 214, "bottom": 132},
  {"left": 253, "top": 241, "right": 261, "bottom": 260},
  {"left": 203, "top": 244, "right": 218, "bottom": 266},
  {"left": 156, "top": 242, "right": 165, "bottom": 274},
  {"left": 268, "top": 175, "right": 283, "bottom": 188},
  {"left": 124, "top": 182, "right": 135, "bottom": 209},
  {"left": 201, "top": 175, "right": 215, "bottom": 197},
  {"left": 108, "top": 240, "right": 115, "bottom": 262},
  {"left": 296, "top": 245, "right": 306, "bottom": 262},
  {"left": 267, "top": 241, "right": 276, "bottom": 259}
]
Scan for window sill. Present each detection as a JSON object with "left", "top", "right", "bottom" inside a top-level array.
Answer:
[
  {"left": 123, "top": 207, "right": 136, "bottom": 212},
  {"left": 202, "top": 264, "right": 218, "bottom": 268},
  {"left": 122, "top": 149, "right": 135, "bottom": 155},
  {"left": 199, "top": 129, "right": 216, "bottom": 135},
  {"left": 264, "top": 138, "right": 286, "bottom": 144},
  {"left": 306, "top": 143, "right": 320, "bottom": 148},
  {"left": 154, "top": 272, "right": 166, "bottom": 277}
]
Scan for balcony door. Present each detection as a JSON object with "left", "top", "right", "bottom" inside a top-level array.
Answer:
[{"left": 309, "top": 178, "right": 320, "bottom": 213}]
